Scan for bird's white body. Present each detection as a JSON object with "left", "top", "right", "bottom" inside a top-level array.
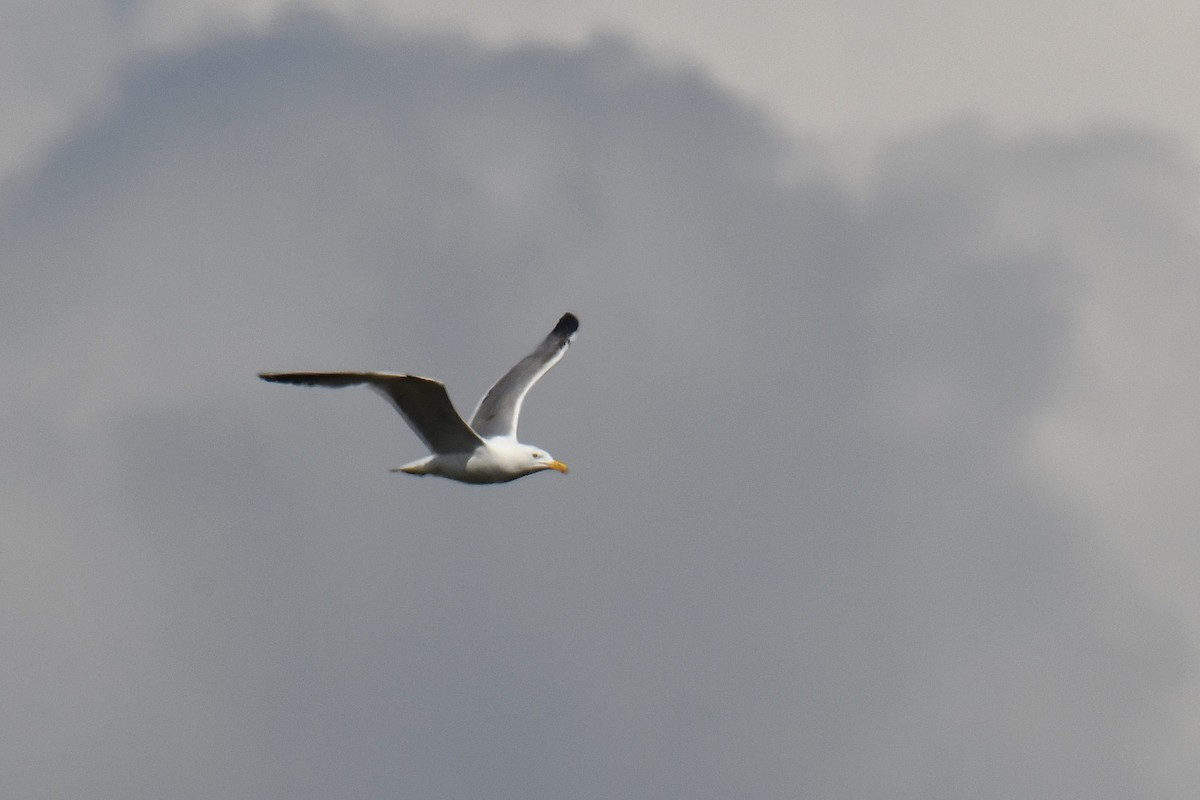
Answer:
[
  {"left": 394, "top": 437, "right": 565, "bottom": 483},
  {"left": 260, "top": 313, "right": 578, "bottom": 484}
]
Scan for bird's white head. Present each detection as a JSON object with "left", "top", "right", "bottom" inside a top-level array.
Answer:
[
  {"left": 524, "top": 445, "right": 569, "bottom": 476},
  {"left": 475, "top": 438, "right": 568, "bottom": 481}
]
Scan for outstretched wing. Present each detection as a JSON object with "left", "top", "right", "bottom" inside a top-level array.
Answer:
[
  {"left": 258, "top": 372, "right": 483, "bottom": 454},
  {"left": 469, "top": 312, "right": 578, "bottom": 439}
]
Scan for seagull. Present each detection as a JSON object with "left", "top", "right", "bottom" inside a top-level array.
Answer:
[{"left": 259, "top": 313, "right": 578, "bottom": 484}]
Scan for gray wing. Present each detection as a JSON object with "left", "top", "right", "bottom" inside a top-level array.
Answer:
[
  {"left": 469, "top": 312, "right": 578, "bottom": 439},
  {"left": 259, "top": 371, "right": 483, "bottom": 454}
]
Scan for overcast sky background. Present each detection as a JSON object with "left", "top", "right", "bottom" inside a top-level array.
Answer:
[{"left": 3, "top": 2, "right": 1199, "bottom": 798}]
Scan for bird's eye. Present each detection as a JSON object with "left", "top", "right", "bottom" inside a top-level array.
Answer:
[{"left": 532, "top": 452, "right": 542, "bottom": 458}]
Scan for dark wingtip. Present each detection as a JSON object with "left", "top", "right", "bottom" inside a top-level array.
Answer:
[{"left": 553, "top": 312, "right": 579, "bottom": 337}]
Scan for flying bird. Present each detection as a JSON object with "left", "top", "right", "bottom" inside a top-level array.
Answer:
[{"left": 259, "top": 313, "right": 578, "bottom": 484}]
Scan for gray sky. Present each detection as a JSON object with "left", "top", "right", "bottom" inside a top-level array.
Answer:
[{"left": 3, "top": 4, "right": 1199, "bottom": 799}]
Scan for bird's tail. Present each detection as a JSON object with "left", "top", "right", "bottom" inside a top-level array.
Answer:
[{"left": 390, "top": 457, "right": 431, "bottom": 475}]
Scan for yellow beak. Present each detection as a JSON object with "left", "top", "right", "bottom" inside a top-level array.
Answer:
[{"left": 545, "top": 460, "right": 569, "bottom": 474}]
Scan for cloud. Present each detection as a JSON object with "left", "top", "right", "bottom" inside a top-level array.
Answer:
[
  {"left": 0, "top": 0, "right": 119, "bottom": 179},
  {"left": 1, "top": 13, "right": 1194, "bottom": 799}
]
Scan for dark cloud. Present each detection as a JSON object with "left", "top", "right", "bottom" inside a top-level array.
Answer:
[{"left": 1, "top": 12, "right": 1192, "bottom": 799}]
